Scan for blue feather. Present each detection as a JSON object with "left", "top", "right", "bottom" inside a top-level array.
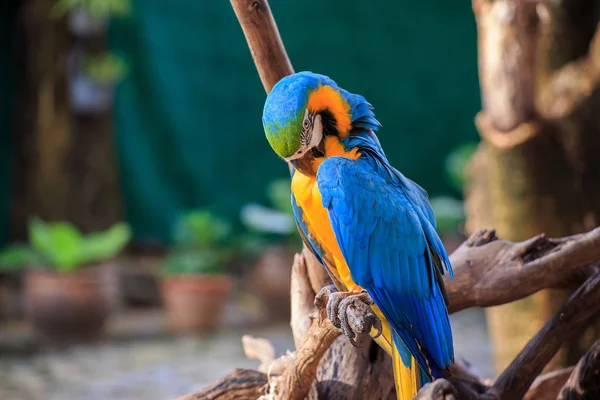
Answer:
[{"left": 317, "top": 153, "right": 454, "bottom": 381}]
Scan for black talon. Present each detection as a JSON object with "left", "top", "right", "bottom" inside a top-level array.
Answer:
[
  {"left": 314, "top": 284, "right": 338, "bottom": 309},
  {"left": 348, "top": 334, "right": 360, "bottom": 347},
  {"left": 372, "top": 316, "right": 383, "bottom": 339}
]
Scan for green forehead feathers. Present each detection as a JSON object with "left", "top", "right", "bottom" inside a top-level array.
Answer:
[
  {"left": 263, "top": 112, "right": 304, "bottom": 158},
  {"left": 262, "top": 73, "right": 331, "bottom": 158}
]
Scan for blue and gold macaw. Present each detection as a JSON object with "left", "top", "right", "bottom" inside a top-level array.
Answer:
[{"left": 262, "top": 71, "right": 454, "bottom": 400}]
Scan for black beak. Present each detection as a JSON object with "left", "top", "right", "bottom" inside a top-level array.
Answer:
[
  {"left": 291, "top": 152, "right": 316, "bottom": 176},
  {"left": 291, "top": 145, "right": 325, "bottom": 177}
]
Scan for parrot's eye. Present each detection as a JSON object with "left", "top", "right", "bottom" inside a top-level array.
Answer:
[{"left": 300, "top": 112, "right": 314, "bottom": 146}]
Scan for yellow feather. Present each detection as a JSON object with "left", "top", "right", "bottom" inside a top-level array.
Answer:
[
  {"left": 292, "top": 165, "right": 420, "bottom": 400},
  {"left": 307, "top": 85, "right": 352, "bottom": 137}
]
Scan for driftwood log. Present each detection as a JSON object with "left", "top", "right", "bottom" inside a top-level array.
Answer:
[
  {"left": 183, "top": 228, "right": 600, "bottom": 400},
  {"left": 178, "top": 1, "right": 600, "bottom": 399}
]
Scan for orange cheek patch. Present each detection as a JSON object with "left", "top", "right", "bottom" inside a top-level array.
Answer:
[
  {"left": 324, "top": 136, "right": 360, "bottom": 159},
  {"left": 307, "top": 85, "right": 352, "bottom": 137}
]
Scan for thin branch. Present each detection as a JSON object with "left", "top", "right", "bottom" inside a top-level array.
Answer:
[
  {"left": 523, "top": 367, "right": 574, "bottom": 400},
  {"left": 229, "top": 0, "right": 293, "bottom": 93},
  {"left": 446, "top": 228, "right": 600, "bottom": 313},
  {"left": 175, "top": 368, "right": 267, "bottom": 400},
  {"left": 277, "top": 253, "right": 341, "bottom": 400},
  {"left": 486, "top": 272, "right": 600, "bottom": 400},
  {"left": 558, "top": 340, "right": 600, "bottom": 400},
  {"left": 540, "top": 23, "right": 600, "bottom": 119}
]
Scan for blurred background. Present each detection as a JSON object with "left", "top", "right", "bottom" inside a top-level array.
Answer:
[{"left": 0, "top": 0, "right": 597, "bottom": 399}]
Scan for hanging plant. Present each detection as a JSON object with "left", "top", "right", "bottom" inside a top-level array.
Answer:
[
  {"left": 52, "top": 0, "right": 132, "bottom": 37},
  {"left": 81, "top": 52, "right": 128, "bottom": 85},
  {"left": 52, "top": 0, "right": 132, "bottom": 20},
  {"left": 69, "top": 51, "right": 128, "bottom": 113}
]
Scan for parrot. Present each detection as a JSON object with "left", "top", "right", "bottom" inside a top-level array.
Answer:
[{"left": 261, "top": 71, "right": 454, "bottom": 400}]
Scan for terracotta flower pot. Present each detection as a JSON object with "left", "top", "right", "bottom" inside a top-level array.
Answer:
[
  {"left": 24, "top": 265, "right": 119, "bottom": 343},
  {"left": 161, "top": 275, "right": 233, "bottom": 334}
]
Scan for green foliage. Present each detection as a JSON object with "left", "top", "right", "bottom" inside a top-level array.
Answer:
[
  {"left": 52, "top": 0, "right": 132, "bottom": 20},
  {"left": 266, "top": 178, "right": 293, "bottom": 216},
  {"left": 430, "top": 196, "right": 465, "bottom": 234},
  {"left": 445, "top": 142, "right": 478, "bottom": 193},
  {"left": 161, "top": 249, "right": 223, "bottom": 276},
  {"left": 172, "top": 210, "right": 232, "bottom": 249},
  {"left": 162, "top": 210, "right": 235, "bottom": 276},
  {"left": 82, "top": 53, "right": 128, "bottom": 85},
  {"left": 0, "top": 218, "right": 131, "bottom": 272},
  {"left": 0, "top": 245, "right": 43, "bottom": 271}
]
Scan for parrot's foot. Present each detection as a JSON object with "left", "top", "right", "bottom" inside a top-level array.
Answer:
[
  {"left": 314, "top": 284, "right": 338, "bottom": 310},
  {"left": 314, "top": 286, "right": 382, "bottom": 347}
]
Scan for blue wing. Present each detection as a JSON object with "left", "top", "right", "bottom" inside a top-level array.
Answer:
[{"left": 317, "top": 155, "right": 454, "bottom": 378}]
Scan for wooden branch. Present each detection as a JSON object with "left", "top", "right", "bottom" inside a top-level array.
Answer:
[
  {"left": 230, "top": 0, "right": 293, "bottom": 93},
  {"left": 523, "top": 367, "right": 573, "bottom": 400},
  {"left": 446, "top": 228, "right": 600, "bottom": 313},
  {"left": 175, "top": 368, "right": 267, "bottom": 400},
  {"left": 486, "top": 272, "right": 600, "bottom": 400},
  {"left": 415, "top": 271, "right": 600, "bottom": 400},
  {"left": 290, "top": 251, "right": 317, "bottom": 348},
  {"left": 278, "top": 253, "right": 341, "bottom": 400},
  {"left": 538, "top": 18, "right": 600, "bottom": 119},
  {"left": 558, "top": 340, "right": 600, "bottom": 400}
]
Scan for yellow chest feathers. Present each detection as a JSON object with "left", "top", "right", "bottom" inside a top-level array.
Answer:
[{"left": 291, "top": 146, "right": 362, "bottom": 291}]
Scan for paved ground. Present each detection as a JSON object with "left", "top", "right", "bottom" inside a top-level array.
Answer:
[{"left": 0, "top": 306, "right": 494, "bottom": 400}]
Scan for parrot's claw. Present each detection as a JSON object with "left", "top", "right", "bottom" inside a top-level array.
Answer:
[
  {"left": 315, "top": 287, "right": 382, "bottom": 346},
  {"left": 314, "top": 284, "right": 338, "bottom": 310}
]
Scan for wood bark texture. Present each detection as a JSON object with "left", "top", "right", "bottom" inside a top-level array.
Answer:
[
  {"left": 185, "top": 228, "right": 600, "bottom": 399},
  {"left": 467, "top": 0, "right": 600, "bottom": 372},
  {"left": 11, "top": 0, "right": 122, "bottom": 239}
]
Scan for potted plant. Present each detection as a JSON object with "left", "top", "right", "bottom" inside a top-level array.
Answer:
[
  {"left": 0, "top": 218, "right": 131, "bottom": 343},
  {"left": 240, "top": 178, "right": 301, "bottom": 321},
  {"left": 161, "top": 210, "right": 235, "bottom": 334},
  {"left": 68, "top": 51, "right": 128, "bottom": 114},
  {"left": 52, "top": 0, "right": 132, "bottom": 37}
]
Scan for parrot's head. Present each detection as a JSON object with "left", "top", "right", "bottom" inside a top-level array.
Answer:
[{"left": 262, "top": 71, "right": 380, "bottom": 176}]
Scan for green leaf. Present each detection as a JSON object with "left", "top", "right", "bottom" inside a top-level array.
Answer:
[
  {"left": 172, "top": 210, "right": 231, "bottom": 248},
  {"left": 82, "top": 53, "right": 129, "bottom": 84},
  {"left": 0, "top": 244, "right": 43, "bottom": 271},
  {"left": 27, "top": 218, "right": 130, "bottom": 271},
  {"left": 80, "top": 222, "right": 132, "bottom": 265},
  {"left": 161, "top": 249, "right": 223, "bottom": 276},
  {"left": 29, "top": 218, "right": 83, "bottom": 271},
  {"left": 430, "top": 196, "right": 465, "bottom": 233},
  {"left": 51, "top": 0, "right": 132, "bottom": 19},
  {"left": 50, "top": 0, "right": 81, "bottom": 18},
  {"left": 266, "top": 178, "right": 293, "bottom": 216},
  {"left": 445, "top": 142, "right": 478, "bottom": 193}
]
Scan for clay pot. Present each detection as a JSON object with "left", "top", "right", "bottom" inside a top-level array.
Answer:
[
  {"left": 161, "top": 275, "right": 233, "bottom": 334},
  {"left": 24, "top": 265, "right": 119, "bottom": 343},
  {"left": 248, "top": 246, "right": 294, "bottom": 321}
]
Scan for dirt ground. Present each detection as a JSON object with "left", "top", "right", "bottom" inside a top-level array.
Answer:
[{"left": 0, "top": 304, "right": 493, "bottom": 400}]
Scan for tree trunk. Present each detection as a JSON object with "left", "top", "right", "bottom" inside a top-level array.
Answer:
[
  {"left": 10, "top": 0, "right": 122, "bottom": 239},
  {"left": 466, "top": 0, "right": 600, "bottom": 373}
]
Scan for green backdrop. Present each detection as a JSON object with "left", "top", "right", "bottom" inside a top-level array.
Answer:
[
  {"left": 109, "top": 0, "right": 481, "bottom": 243},
  {"left": 0, "top": 3, "right": 17, "bottom": 245}
]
